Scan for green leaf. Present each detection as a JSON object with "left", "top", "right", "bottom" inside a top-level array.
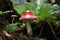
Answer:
[
  {"left": 13, "top": 4, "right": 25, "bottom": 15},
  {"left": 24, "top": 2, "right": 38, "bottom": 15},
  {"left": 24, "top": 2, "right": 35, "bottom": 10},
  {"left": 0, "top": 11, "right": 2, "bottom": 15}
]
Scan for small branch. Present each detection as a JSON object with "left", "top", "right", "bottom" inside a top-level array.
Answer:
[
  {"left": 46, "top": 20, "right": 57, "bottom": 39},
  {"left": 39, "top": 22, "right": 46, "bottom": 37}
]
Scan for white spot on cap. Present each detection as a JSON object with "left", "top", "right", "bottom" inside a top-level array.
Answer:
[{"left": 26, "top": 14, "right": 30, "bottom": 18}]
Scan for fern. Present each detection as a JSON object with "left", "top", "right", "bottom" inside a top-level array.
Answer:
[
  {"left": 38, "top": 4, "right": 54, "bottom": 21},
  {"left": 3, "top": 23, "right": 18, "bottom": 32}
]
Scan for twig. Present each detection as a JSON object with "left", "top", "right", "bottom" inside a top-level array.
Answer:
[{"left": 46, "top": 20, "right": 57, "bottom": 39}]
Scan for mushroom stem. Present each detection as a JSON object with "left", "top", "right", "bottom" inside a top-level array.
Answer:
[
  {"left": 12, "top": 17, "right": 15, "bottom": 23},
  {"left": 26, "top": 20, "right": 32, "bottom": 36},
  {"left": 2, "top": 31, "right": 11, "bottom": 37}
]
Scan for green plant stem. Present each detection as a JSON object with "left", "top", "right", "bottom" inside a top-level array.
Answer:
[{"left": 26, "top": 20, "right": 32, "bottom": 36}]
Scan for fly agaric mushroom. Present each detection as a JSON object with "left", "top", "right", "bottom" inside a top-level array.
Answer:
[
  {"left": 19, "top": 10, "right": 37, "bottom": 36},
  {"left": 11, "top": 15, "right": 17, "bottom": 23}
]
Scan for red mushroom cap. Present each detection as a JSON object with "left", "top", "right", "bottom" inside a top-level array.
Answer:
[{"left": 19, "top": 10, "right": 37, "bottom": 20}]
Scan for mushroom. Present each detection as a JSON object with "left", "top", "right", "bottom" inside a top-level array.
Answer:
[
  {"left": 51, "top": 0, "right": 55, "bottom": 4},
  {"left": 11, "top": 15, "right": 17, "bottom": 23},
  {"left": 2, "top": 31, "right": 11, "bottom": 37},
  {"left": 19, "top": 10, "right": 37, "bottom": 36}
]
